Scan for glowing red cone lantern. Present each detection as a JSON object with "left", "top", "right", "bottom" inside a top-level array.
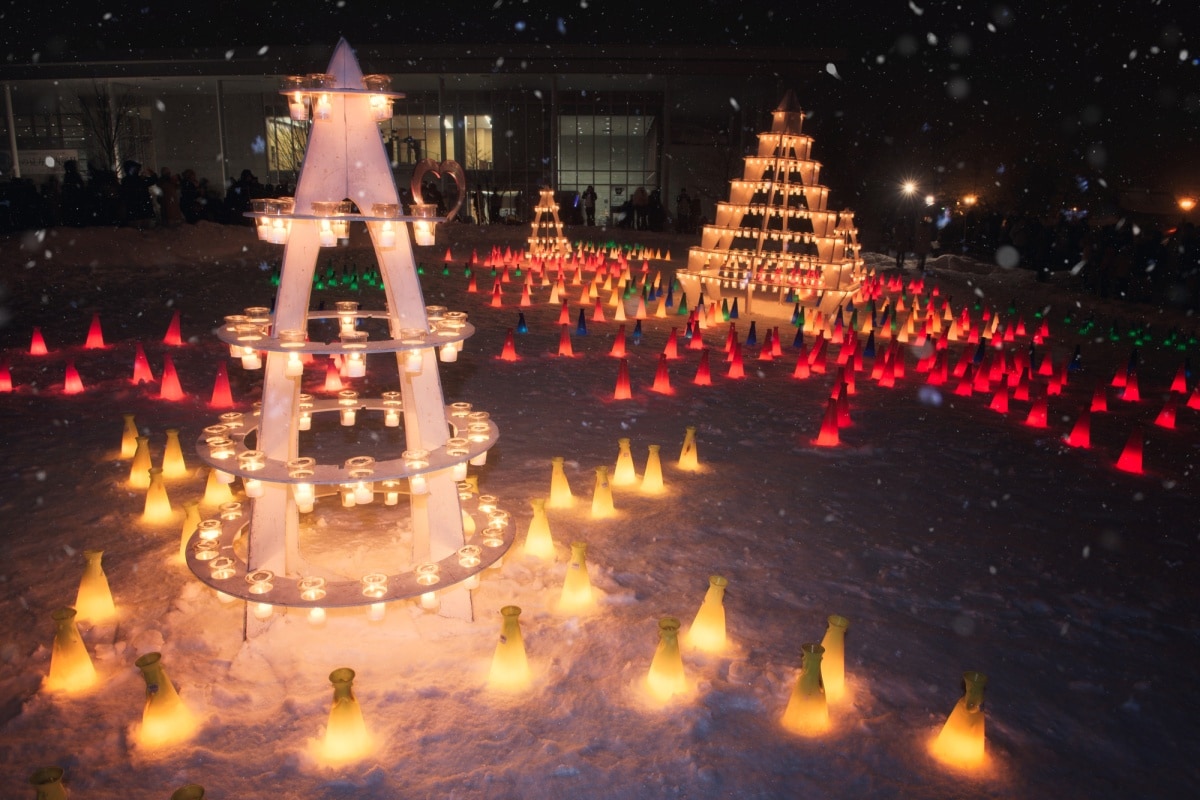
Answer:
[
  {"left": 30, "top": 327, "right": 49, "bottom": 355},
  {"left": 592, "top": 297, "right": 606, "bottom": 323},
  {"left": 650, "top": 354, "right": 674, "bottom": 395},
  {"left": 1187, "top": 385, "right": 1200, "bottom": 411},
  {"left": 694, "top": 349, "right": 713, "bottom": 386},
  {"left": 0, "top": 362, "right": 11, "bottom": 392},
  {"left": 557, "top": 302, "right": 571, "bottom": 326},
  {"left": 613, "top": 358, "right": 632, "bottom": 400},
  {"left": 1120, "top": 372, "right": 1140, "bottom": 402},
  {"left": 792, "top": 345, "right": 811, "bottom": 379},
  {"left": 557, "top": 325, "right": 575, "bottom": 357},
  {"left": 1110, "top": 368, "right": 1126, "bottom": 389},
  {"left": 1066, "top": 408, "right": 1091, "bottom": 448},
  {"left": 1170, "top": 364, "right": 1188, "bottom": 394},
  {"left": 835, "top": 383, "right": 851, "bottom": 427},
  {"left": 324, "top": 357, "right": 343, "bottom": 391},
  {"left": 1154, "top": 396, "right": 1177, "bottom": 429},
  {"left": 1115, "top": 427, "right": 1144, "bottom": 474},
  {"left": 84, "top": 313, "right": 106, "bottom": 349},
  {"left": 663, "top": 328, "right": 680, "bottom": 360},
  {"left": 466, "top": 272, "right": 478, "bottom": 292},
  {"left": 131, "top": 342, "right": 155, "bottom": 384},
  {"left": 159, "top": 354, "right": 186, "bottom": 401},
  {"left": 1036, "top": 353, "right": 1054, "bottom": 377},
  {"left": 162, "top": 310, "right": 183, "bottom": 346},
  {"left": 814, "top": 398, "right": 840, "bottom": 446},
  {"left": 953, "top": 366, "right": 974, "bottom": 397},
  {"left": 496, "top": 328, "right": 519, "bottom": 362},
  {"left": 758, "top": 330, "right": 775, "bottom": 361},
  {"left": 687, "top": 320, "right": 705, "bottom": 350},
  {"left": 62, "top": 361, "right": 85, "bottom": 395},
  {"left": 726, "top": 341, "right": 745, "bottom": 379},
  {"left": 490, "top": 281, "right": 504, "bottom": 308},
  {"left": 610, "top": 325, "right": 627, "bottom": 358},
  {"left": 1024, "top": 396, "right": 1048, "bottom": 428},
  {"left": 989, "top": 387, "right": 1009, "bottom": 414},
  {"left": 1091, "top": 383, "right": 1108, "bottom": 413},
  {"left": 1013, "top": 369, "right": 1030, "bottom": 401},
  {"left": 519, "top": 284, "right": 532, "bottom": 307},
  {"left": 209, "top": 362, "right": 234, "bottom": 408},
  {"left": 772, "top": 326, "right": 783, "bottom": 357}
]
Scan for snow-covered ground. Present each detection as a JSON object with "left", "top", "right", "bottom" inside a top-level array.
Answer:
[{"left": 1, "top": 221, "right": 1197, "bottom": 798}]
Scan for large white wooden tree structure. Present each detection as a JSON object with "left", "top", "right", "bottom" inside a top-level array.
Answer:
[{"left": 187, "top": 40, "right": 509, "bottom": 634}]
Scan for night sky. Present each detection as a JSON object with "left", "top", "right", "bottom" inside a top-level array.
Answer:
[{"left": 4, "top": 0, "right": 1196, "bottom": 212}]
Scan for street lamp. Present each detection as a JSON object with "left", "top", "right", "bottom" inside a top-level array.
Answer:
[
  {"left": 901, "top": 180, "right": 917, "bottom": 196},
  {"left": 1180, "top": 197, "right": 1197, "bottom": 213}
]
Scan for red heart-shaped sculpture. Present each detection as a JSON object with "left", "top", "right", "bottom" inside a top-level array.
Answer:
[{"left": 410, "top": 159, "right": 467, "bottom": 222}]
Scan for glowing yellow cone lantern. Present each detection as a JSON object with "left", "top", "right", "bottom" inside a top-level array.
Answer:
[
  {"left": 931, "top": 671, "right": 988, "bottom": 769},
  {"left": 686, "top": 575, "right": 728, "bottom": 653},
  {"left": 640, "top": 444, "right": 665, "bottom": 494},
  {"left": 559, "top": 541, "right": 595, "bottom": 612},
  {"left": 488, "top": 605, "right": 532, "bottom": 692},
  {"left": 171, "top": 785, "right": 206, "bottom": 800},
  {"left": 44, "top": 607, "right": 97, "bottom": 694},
  {"left": 323, "top": 668, "right": 371, "bottom": 763},
  {"left": 201, "top": 468, "right": 234, "bottom": 507},
  {"left": 590, "top": 466, "right": 616, "bottom": 519},
  {"left": 820, "top": 615, "right": 850, "bottom": 704},
  {"left": 612, "top": 437, "right": 638, "bottom": 487},
  {"left": 142, "top": 467, "right": 174, "bottom": 524},
  {"left": 74, "top": 549, "right": 117, "bottom": 624},
  {"left": 646, "top": 617, "right": 688, "bottom": 703},
  {"left": 29, "top": 766, "right": 69, "bottom": 800},
  {"left": 162, "top": 428, "right": 189, "bottom": 479},
  {"left": 782, "top": 643, "right": 829, "bottom": 736},
  {"left": 128, "top": 435, "right": 152, "bottom": 489},
  {"left": 134, "top": 652, "right": 195, "bottom": 748},
  {"left": 678, "top": 425, "right": 700, "bottom": 471},
  {"left": 119, "top": 413, "right": 139, "bottom": 459},
  {"left": 179, "top": 501, "right": 201, "bottom": 561},
  {"left": 523, "top": 497, "right": 556, "bottom": 560},
  {"left": 548, "top": 456, "right": 573, "bottom": 508}
]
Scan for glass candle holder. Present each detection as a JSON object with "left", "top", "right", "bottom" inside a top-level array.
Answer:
[
  {"left": 299, "top": 399, "right": 314, "bottom": 431},
  {"left": 338, "top": 390, "right": 359, "bottom": 425},
  {"left": 207, "top": 436, "right": 235, "bottom": 460},
  {"left": 238, "top": 450, "right": 265, "bottom": 472},
  {"left": 335, "top": 301, "right": 359, "bottom": 334},
  {"left": 252, "top": 199, "right": 271, "bottom": 240},
  {"left": 219, "top": 412, "right": 244, "bottom": 429},
  {"left": 383, "top": 399, "right": 402, "bottom": 427},
  {"left": 284, "top": 75, "right": 309, "bottom": 120},
  {"left": 478, "top": 494, "right": 498, "bottom": 514},
  {"left": 364, "top": 74, "right": 393, "bottom": 120},
  {"left": 209, "top": 556, "right": 237, "bottom": 581},
  {"left": 377, "top": 219, "right": 397, "bottom": 248},
  {"left": 340, "top": 331, "right": 369, "bottom": 378},
  {"left": 219, "top": 501, "right": 243, "bottom": 520},
  {"left": 243, "top": 307, "right": 271, "bottom": 325},
  {"left": 439, "top": 343, "right": 458, "bottom": 362},
  {"left": 240, "top": 347, "right": 262, "bottom": 370},
  {"left": 193, "top": 539, "right": 220, "bottom": 561},
  {"left": 197, "top": 518, "right": 222, "bottom": 542},
  {"left": 289, "top": 465, "right": 316, "bottom": 513},
  {"left": 380, "top": 479, "right": 401, "bottom": 506},
  {"left": 446, "top": 437, "right": 470, "bottom": 480},
  {"left": 450, "top": 402, "right": 472, "bottom": 418},
  {"left": 361, "top": 572, "right": 388, "bottom": 599},
  {"left": 298, "top": 576, "right": 327, "bottom": 602},
  {"left": 313, "top": 91, "right": 332, "bottom": 120},
  {"left": 410, "top": 202, "right": 436, "bottom": 246},
  {"left": 246, "top": 569, "right": 274, "bottom": 595},
  {"left": 350, "top": 468, "right": 375, "bottom": 504},
  {"left": 340, "top": 482, "right": 357, "bottom": 508},
  {"left": 426, "top": 305, "right": 447, "bottom": 322}
]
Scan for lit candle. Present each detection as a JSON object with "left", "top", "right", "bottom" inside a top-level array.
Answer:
[
  {"left": 379, "top": 220, "right": 396, "bottom": 248},
  {"left": 241, "top": 347, "right": 262, "bottom": 370},
  {"left": 314, "top": 92, "right": 332, "bottom": 120},
  {"left": 439, "top": 343, "right": 458, "bottom": 362},
  {"left": 285, "top": 351, "right": 304, "bottom": 377}
]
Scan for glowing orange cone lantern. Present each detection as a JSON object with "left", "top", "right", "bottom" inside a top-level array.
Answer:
[
  {"left": 548, "top": 456, "right": 574, "bottom": 508},
  {"left": 499, "top": 328, "right": 519, "bottom": 362},
  {"left": 650, "top": 354, "right": 674, "bottom": 394},
  {"left": 119, "top": 413, "right": 139, "bottom": 459},
  {"left": 1116, "top": 427, "right": 1143, "bottom": 474},
  {"left": 557, "top": 302, "right": 571, "bottom": 326},
  {"left": 559, "top": 541, "right": 595, "bottom": 612},
  {"left": 1154, "top": 396, "right": 1177, "bottom": 429},
  {"left": 162, "top": 310, "right": 183, "bottom": 346},
  {"left": 143, "top": 467, "right": 175, "bottom": 523},
  {"left": 646, "top": 617, "right": 688, "bottom": 703},
  {"left": 693, "top": 349, "right": 713, "bottom": 386},
  {"left": 558, "top": 325, "right": 575, "bottom": 358},
  {"left": 663, "top": 327, "right": 680, "bottom": 359},
  {"left": 179, "top": 501, "right": 201, "bottom": 560},
  {"left": 162, "top": 428, "right": 189, "bottom": 479},
  {"left": 782, "top": 643, "right": 829, "bottom": 736},
  {"left": 820, "top": 615, "right": 849, "bottom": 704},
  {"left": 201, "top": 468, "right": 234, "bottom": 506},
  {"left": 523, "top": 497, "right": 556, "bottom": 560},
  {"left": 490, "top": 280, "right": 504, "bottom": 308},
  {"left": 132, "top": 342, "right": 155, "bottom": 384},
  {"left": 134, "top": 652, "right": 195, "bottom": 748},
  {"left": 678, "top": 425, "right": 699, "bottom": 471},
  {"left": 1066, "top": 409, "right": 1091, "bottom": 448},
  {"left": 930, "top": 671, "right": 988, "bottom": 769},
  {"left": 641, "top": 444, "right": 665, "bottom": 494},
  {"left": 44, "top": 608, "right": 96, "bottom": 695},
  {"left": 591, "top": 465, "right": 616, "bottom": 518},
  {"left": 686, "top": 575, "right": 728, "bottom": 653},
  {"left": 610, "top": 325, "right": 627, "bottom": 358},
  {"left": 793, "top": 346, "right": 811, "bottom": 379},
  {"left": 62, "top": 361, "right": 84, "bottom": 395},
  {"left": 84, "top": 313, "right": 106, "bottom": 349},
  {"left": 30, "top": 327, "right": 49, "bottom": 355},
  {"left": 488, "top": 606, "right": 532, "bottom": 692},
  {"left": 320, "top": 667, "right": 372, "bottom": 762},
  {"left": 74, "top": 549, "right": 117, "bottom": 624},
  {"left": 612, "top": 437, "right": 638, "bottom": 486},
  {"left": 815, "top": 399, "right": 840, "bottom": 447},
  {"left": 128, "top": 435, "right": 152, "bottom": 490},
  {"left": 324, "top": 357, "right": 343, "bottom": 391},
  {"left": 613, "top": 358, "right": 632, "bottom": 400},
  {"left": 160, "top": 355, "right": 186, "bottom": 401}
]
